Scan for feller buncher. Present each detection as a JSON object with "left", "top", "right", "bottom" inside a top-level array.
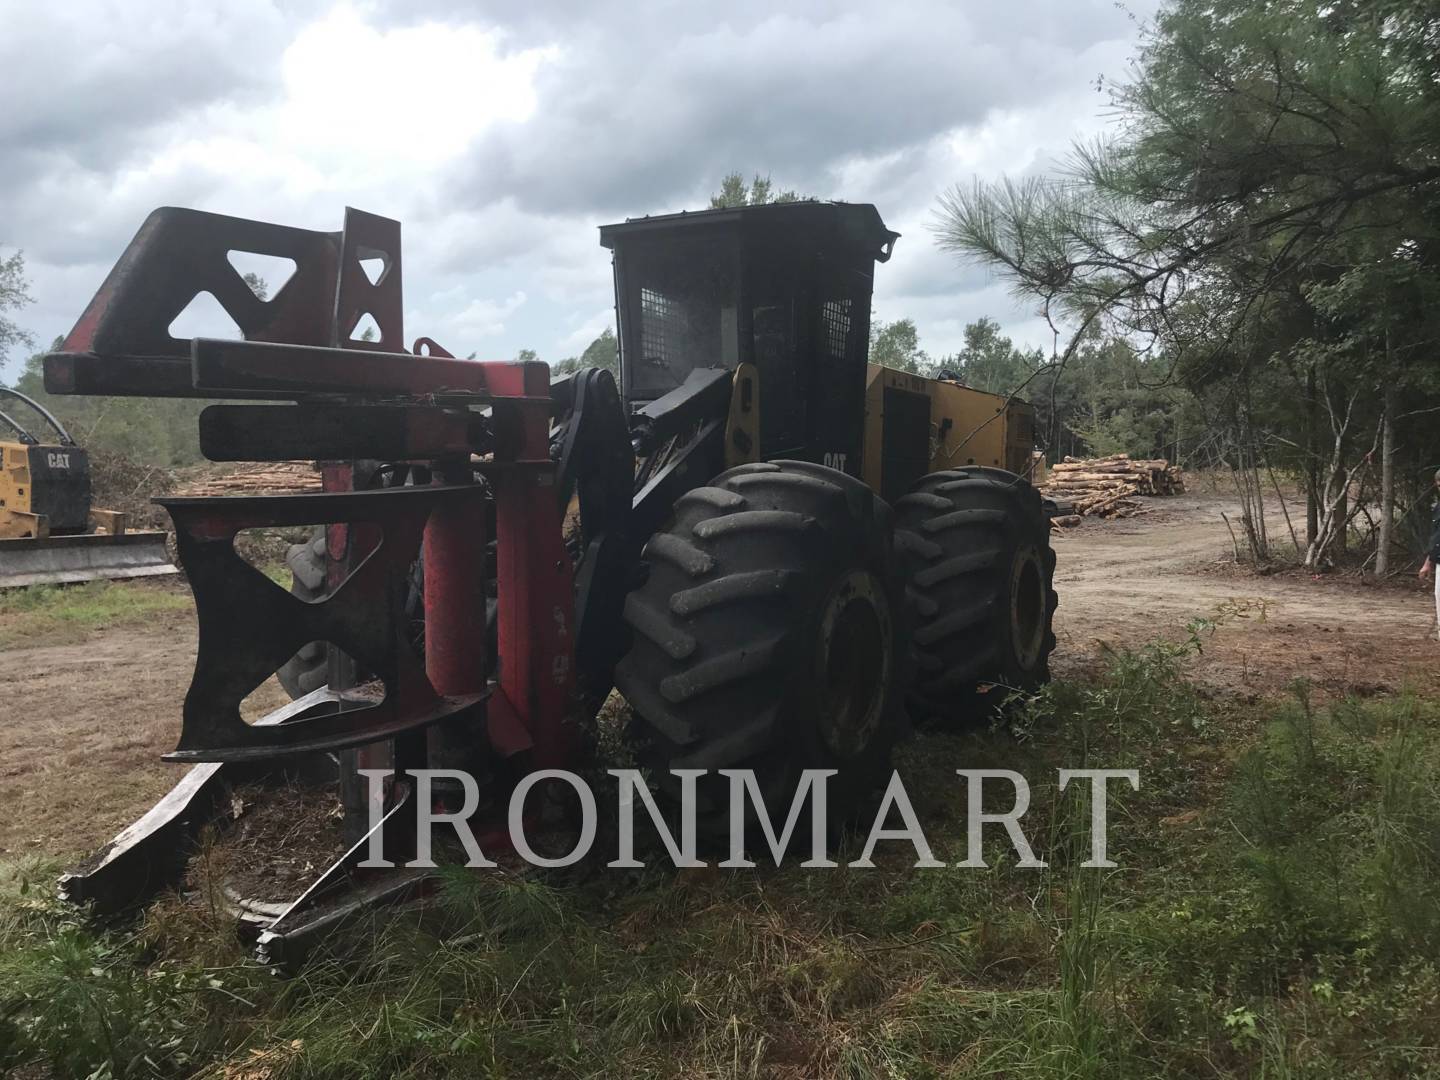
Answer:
[
  {"left": 0, "top": 387, "right": 175, "bottom": 587},
  {"left": 46, "top": 201, "right": 1055, "bottom": 964}
]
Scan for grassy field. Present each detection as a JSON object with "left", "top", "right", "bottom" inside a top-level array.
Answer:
[
  {"left": 0, "top": 579, "right": 193, "bottom": 648},
  {"left": 0, "top": 559, "right": 303, "bottom": 650},
  {"left": 2, "top": 631, "right": 1438, "bottom": 1078}
]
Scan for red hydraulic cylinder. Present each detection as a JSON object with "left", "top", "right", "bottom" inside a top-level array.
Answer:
[
  {"left": 420, "top": 475, "right": 489, "bottom": 789},
  {"left": 422, "top": 484, "right": 488, "bottom": 698},
  {"left": 490, "top": 362, "right": 577, "bottom": 770}
]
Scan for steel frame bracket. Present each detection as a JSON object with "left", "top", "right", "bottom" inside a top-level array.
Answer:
[{"left": 161, "top": 485, "right": 487, "bottom": 761}]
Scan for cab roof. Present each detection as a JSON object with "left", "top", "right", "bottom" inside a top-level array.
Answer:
[{"left": 598, "top": 201, "right": 899, "bottom": 263}]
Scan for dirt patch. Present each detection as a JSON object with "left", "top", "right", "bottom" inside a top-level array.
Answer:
[
  {"left": 1051, "top": 493, "right": 1439, "bottom": 699},
  {"left": 0, "top": 614, "right": 290, "bottom": 857}
]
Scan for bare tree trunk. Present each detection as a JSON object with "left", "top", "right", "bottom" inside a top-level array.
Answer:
[
  {"left": 1254, "top": 455, "right": 1268, "bottom": 555},
  {"left": 1330, "top": 376, "right": 1348, "bottom": 558},
  {"left": 1230, "top": 433, "right": 1269, "bottom": 562},
  {"left": 1305, "top": 389, "right": 1383, "bottom": 569},
  {"left": 1305, "top": 365, "right": 1319, "bottom": 545},
  {"left": 1306, "top": 468, "right": 1319, "bottom": 545},
  {"left": 1333, "top": 470, "right": 1349, "bottom": 557},
  {"left": 1376, "top": 378, "right": 1395, "bottom": 576},
  {"left": 1235, "top": 390, "right": 1268, "bottom": 561}
]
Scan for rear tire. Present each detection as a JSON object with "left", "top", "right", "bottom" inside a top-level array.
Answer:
[
  {"left": 895, "top": 467, "right": 1056, "bottom": 720},
  {"left": 615, "top": 460, "right": 908, "bottom": 838},
  {"left": 276, "top": 529, "right": 330, "bottom": 699},
  {"left": 275, "top": 465, "right": 439, "bottom": 701}
]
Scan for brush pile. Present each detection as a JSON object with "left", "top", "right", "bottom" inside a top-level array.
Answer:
[
  {"left": 89, "top": 451, "right": 176, "bottom": 531},
  {"left": 175, "top": 461, "right": 322, "bottom": 497},
  {"left": 1042, "top": 454, "right": 1185, "bottom": 526}
]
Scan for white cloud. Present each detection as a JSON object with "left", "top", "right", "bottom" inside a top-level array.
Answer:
[
  {"left": 445, "top": 290, "right": 527, "bottom": 340},
  {"left": 276, "top": 6, "right": 556, "bottom": 174},
  {"left": 557, "top": 309, "right": 615, "bottom": 357}
]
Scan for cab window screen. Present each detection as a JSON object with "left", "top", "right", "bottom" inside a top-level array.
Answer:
[
  {"left": 623, "top": 235, "right": 739, "bottom": 397},
  {"left": 821, "top": 298, "right": 851, "bottom": 360},
  {"left": 753, "top": 300, "right": 806, "bottom": 450},
  {"left": 640, "top": 287, "right": 676, "bottom": 367}
]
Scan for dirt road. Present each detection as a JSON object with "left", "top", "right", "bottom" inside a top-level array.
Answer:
[
  {"left": 2, "top": 492, "right": 1435, "bottom": 856},
  {"left": 1052, "top": 493, "right": 1438, "bottom": 697}
]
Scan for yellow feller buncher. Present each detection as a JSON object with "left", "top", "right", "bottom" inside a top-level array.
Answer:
[{"left": 0, "top": 387, "right": 175, "bottom": 587}]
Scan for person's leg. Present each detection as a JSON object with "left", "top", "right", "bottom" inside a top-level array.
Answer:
[{"left": 1433, "top": 573, "right": 1439, "bottom": 640}]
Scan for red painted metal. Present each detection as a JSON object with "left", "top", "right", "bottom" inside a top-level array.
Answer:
[
  {"left": 57, "top": 207, "right": 344, "bottom": 361},
  {"left": 320, "top": 462, "right": 355, "bottom": 595},
  {"left": 184, "top": 340, "right": 550, "bottom": 405},
  {"left": 412, "top": 337, "right": 454, "bottom": 358},
  {"left": 484, "top": 687, "right": 532, "bottom": 758},
  {"left": 490, "top": 382, "right": 578, "bottom": 770},
  {"left": 197, "top": 404, "right": 478, "bottom": 462},
  {"left": 48, "top": 206, "right": 576, "bottom": 767},
  {"left": 191, "top": 339, "right": 494, "bottom": 400},
  {"left": 333, "top": 208, "right": 403, "bottom": 351},
  {"left": 422, "top": 490, "right": 487, "bottom": 697},
  {"left": 484, "top": 359, "right": 551, "bottom": 402}
]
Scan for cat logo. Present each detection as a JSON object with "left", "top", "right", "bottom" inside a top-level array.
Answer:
[
  {"left": 822, "top": 451, "right": 848, "bottom": 472},
  {"left": 46, "top": 451, "right": 72, "bottom": 470}
]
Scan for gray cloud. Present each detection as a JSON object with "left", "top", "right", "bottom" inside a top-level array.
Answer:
[
  {"left": 2, "top": 0, "right": 1152, "bottom": 377},
  {"left": 0, "top": 3, "right": 293, "bottom": 209},
  {"left": 436, "top": 1, "right": 1138, "bottom": 217}
]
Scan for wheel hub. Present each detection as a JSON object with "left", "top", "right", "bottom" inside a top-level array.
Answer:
[
  {"left": 815, "top": 569, "right": 892, "bottom": 758},
  {"left": 1009, "top": 546, "right": 1046, "bottom": 671}
]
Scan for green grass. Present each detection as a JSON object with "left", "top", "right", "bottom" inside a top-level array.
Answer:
[
  {"left": 0, "top": 579, "right": 193, "bottom": 647},
  {"left": 3, "top": 634, "right": 1440, "bottom": 1077}
]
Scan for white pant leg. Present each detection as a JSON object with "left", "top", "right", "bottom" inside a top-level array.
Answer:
[{"left": 1434, "top": 574, "right": 1440, "bottom": 637}]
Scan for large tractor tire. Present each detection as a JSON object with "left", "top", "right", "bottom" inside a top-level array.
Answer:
[
  {"left": 615, "top": 460, "right": 909, "bottom": 836},
  {"left": 895, "top": 467, "right": 1056, "bottom": 720}
]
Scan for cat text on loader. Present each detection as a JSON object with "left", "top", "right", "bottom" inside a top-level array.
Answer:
[
  {"left": 43, "top": 202, "right": 1055, "bottom": 966},
  {"left": 0, "top": 387, "right": 176, "bottom": 588}
]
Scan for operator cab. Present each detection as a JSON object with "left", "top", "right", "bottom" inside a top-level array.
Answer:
[{"left": 599, "top": 202, "right": 898, "bottom": 472}]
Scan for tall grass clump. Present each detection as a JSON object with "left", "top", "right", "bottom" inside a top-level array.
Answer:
[
  {"left": 1232, "top": 683, "right": 1440, "bottom": 961},
  {"left": 0, "top": 858, "right": 269, "bottom": 1077}
]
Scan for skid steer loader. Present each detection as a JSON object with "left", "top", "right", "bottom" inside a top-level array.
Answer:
[
  {"left": 0, "top": 387, "right": 176, "bottom": 587},
  {"left": 44, "top": 201, "right": 1055, "bottom": 964}
]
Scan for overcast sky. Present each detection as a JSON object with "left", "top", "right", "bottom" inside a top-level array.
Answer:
[{"left": 0, "top": 0, "right": 1152, "bottom": 380}]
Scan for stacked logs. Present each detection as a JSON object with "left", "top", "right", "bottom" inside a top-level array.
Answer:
[
  {"left": 176, "top": 461, "right": 322, "bottom": 497},
  {"left": 1042, "top": 454, "right": 1185, "bottom": 526}
]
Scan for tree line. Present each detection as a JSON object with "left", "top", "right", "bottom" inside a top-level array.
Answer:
[{"left": 935, "top": 0, "right": 1440, "bottom": 571}]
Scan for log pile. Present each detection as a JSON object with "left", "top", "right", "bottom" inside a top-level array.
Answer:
[
  {"left": 176, "top": 461, "right": 322, "bottom": 497},
  {"left": 1042, "top": 454, "right": 1185, "bottom": 526}
]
